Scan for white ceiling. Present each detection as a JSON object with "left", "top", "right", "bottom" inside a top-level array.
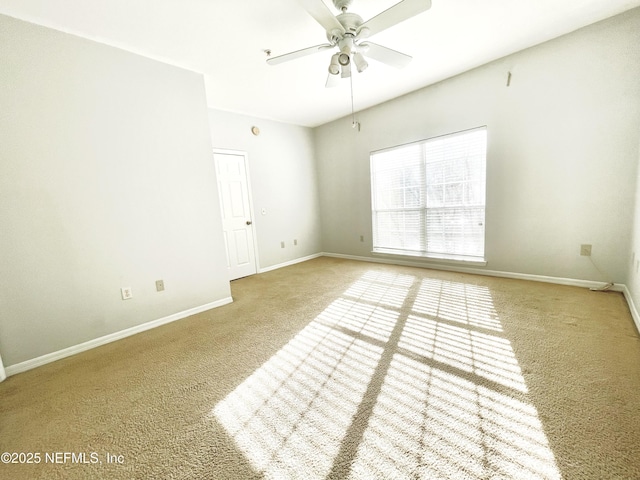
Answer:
[{"left": 1, "top": 0, "right": 639, "bottom": 127}]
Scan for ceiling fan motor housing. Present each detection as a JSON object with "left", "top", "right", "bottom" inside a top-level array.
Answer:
[
  {"left": 338, "top": 12, "right": 363, "bottom": 35},
  {"left": 326, "top": 12, "right": 364, "bottom": 44}
]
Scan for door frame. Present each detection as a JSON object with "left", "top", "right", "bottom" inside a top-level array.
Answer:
[
  {"left": 0, "top": 352, "right": 6, "bottom": 382},
  {"left": 213, "top": 148, "right": 260, "bottom": 279}
]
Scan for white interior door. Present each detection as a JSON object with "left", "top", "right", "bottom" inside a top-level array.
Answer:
[{"left": 214, "top": 150, "right": 257, "bottom": 280}]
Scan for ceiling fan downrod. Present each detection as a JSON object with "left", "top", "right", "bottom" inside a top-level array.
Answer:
[{"left": 333, "top": 0, "right": 353, "bottom": 12}]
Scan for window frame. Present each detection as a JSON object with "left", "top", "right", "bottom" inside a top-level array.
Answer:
[{"left": 370, "top": 127, "right": 488, "bottom": 266}]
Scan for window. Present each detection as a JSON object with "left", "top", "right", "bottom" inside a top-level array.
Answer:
[{"left": 370, "top": 127, "right": 487, "bottom": 262}]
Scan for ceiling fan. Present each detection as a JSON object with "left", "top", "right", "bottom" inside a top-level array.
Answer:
[{"left": 267, "top": 0, "right": 432, "bottom": 87}]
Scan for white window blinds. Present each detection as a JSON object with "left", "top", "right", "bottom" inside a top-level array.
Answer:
[{"left": 371, "top": 127, "right": 487, "bottom": 260}]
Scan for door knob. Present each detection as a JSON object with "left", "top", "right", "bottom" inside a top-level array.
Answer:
[{"left": 246, "top": 220, "right": 252, "bottom": 225}]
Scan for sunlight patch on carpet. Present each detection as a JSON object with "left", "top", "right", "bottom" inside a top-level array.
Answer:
[
  {"left": 350, "top": 359, "right": 559, "bottom": 479},
  {"left": 211, "top": 270, "right": 561, "bottom": 479}
]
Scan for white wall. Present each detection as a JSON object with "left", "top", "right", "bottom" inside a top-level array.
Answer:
[
  {"left": 315, "top": 9, "right": 640, "bottom": 283},
  {"left": 0, "top": 15, "right": 231, "bottom": 367},
  {"left": 208, "top": 110, "right": 322, "bottom": 269}
]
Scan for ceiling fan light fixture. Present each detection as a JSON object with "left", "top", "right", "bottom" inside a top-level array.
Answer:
[
  {"left": 338, "top": 52, "right": 350, "bottom": 66},
  {"left": 328, "top": 53, "right": 340, "bottom": 75},
  {"left": 354, "top": 52, "right": 368, "bottom": 73}
]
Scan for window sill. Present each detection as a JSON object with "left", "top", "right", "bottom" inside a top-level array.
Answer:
[{"left": 372, "top": 249, "right": 487, "bottom": 267}]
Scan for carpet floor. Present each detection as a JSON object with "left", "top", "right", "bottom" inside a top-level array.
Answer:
[{"left": 1, "top": 257, "right": 639, "bottom": 479}]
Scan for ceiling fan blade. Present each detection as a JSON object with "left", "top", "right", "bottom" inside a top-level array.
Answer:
[
  {"left": 359, "top": 0, "right": 431, "bottom": 37},
  {"left": 297, "top": 0, "right": 346, "bottom": 35},
  {"left": 360, "top": 42, "right": 412, "bottom": 68},
  {"left": 341, "top": 62, "right": 352, "bottom": 78},
  {"left": 325, "top": 73, "right": 341, "bottom": 88},
  {"left": 266, "top": 44, "right": 334, "bottom": 65}
]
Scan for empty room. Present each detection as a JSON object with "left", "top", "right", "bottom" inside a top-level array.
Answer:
[{"left": 1, "top": 0, "right": 640, "bottom": 479}]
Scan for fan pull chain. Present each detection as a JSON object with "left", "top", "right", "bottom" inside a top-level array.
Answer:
[{"left": 350, "top": 69, "right": 360, "bottom": 131}]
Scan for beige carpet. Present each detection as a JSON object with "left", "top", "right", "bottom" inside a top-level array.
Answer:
[{"left": 1, "top": 257, "right": 639, "bottom": 479}]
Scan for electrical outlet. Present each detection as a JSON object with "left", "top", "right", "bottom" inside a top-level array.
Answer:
[
  {"left": 281, "top": 241, "right": 285, "bottom": 248},
  {"left": 155, "top": 280, "right": 165, "bottom": 292},
  {"left": 293, "top": 239, "right": 298, "bottom": 246},
  {"left": 121, "top": 287, "right": 133, "bottom": 300},
  {"left": 580, "top": 244, "right": 592, "bottom": 256}
]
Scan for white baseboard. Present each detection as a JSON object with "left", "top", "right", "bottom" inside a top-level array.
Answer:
[
  {"left": 621, "top": 285, "right": 640, "bottom": 334},
  {"left": 4, "top": 297, "right": 233, "bottom": 378},
  {"left": 258, "top": 253, "right": 323, "bottom": 274},
  {"left": 321, "top": 252, "right": 624, "bottom": 291}
]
